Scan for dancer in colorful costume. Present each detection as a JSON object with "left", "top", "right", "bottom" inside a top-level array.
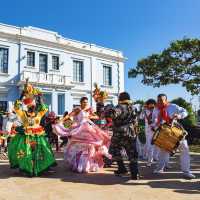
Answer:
[
  {"left": 92, "top": 83, "right": 109, "bottom": 129},
  {"left": 53, "top": 96, "right": 111, "bottom": 173},
  {"left": 0, "top": 111, "right": 19, "bottom": 153},
  {"left": 92, "top": 83, "right": 113, "bottom": 167},
  {"left": 8, "top": 79, "right": 56, "bottom": 176}
]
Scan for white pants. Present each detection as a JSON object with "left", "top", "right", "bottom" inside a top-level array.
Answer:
[
  {"left": 136, "top": 137, "right": 146, "bottom": 158},
  {"left": 156, "top": 139, "right": 191, "bottom": 173},
  {"left": 145, "top": 129, "right": 160, "bottom": 163},
  {"left": 153, "top": 145, "right": 160, "bottom": 161}
]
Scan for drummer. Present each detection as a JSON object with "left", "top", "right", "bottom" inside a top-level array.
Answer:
[{"left": 151, "top": 93, "right": 195, "bottom": 179}]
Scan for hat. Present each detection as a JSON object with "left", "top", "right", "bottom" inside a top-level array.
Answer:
[
  {"left": 92, "top": 83, "right": 108, "bottom": 102},
  {"left": 47, "top": 111, "right": 56, "bottom": 119},
  {"left": 118, "top": 92, "right": 130, "bottom": 101},
  {"left": 23, "top": 79, "right": 42, "bottom": 99}
]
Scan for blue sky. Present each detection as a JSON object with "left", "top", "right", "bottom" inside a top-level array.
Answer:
[{"left": 1, "top": 0, "right": 200, "bottom": 109}]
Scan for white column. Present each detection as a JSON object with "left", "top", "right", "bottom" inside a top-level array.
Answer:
[
  {"left": 118, "top": 61, "right": 125, "bottom": 93},
  {"left": 7, "top": 86, "right": 20, "bottom": 111},
  {"left": 48, "top": 53, "right": 52, "bottom": 72},
  {"left": 35, "top": 51, "right": 40, "bottom": 72},
  {"left": 52, "top": 90, "right": 58, "bottom": 114},
  {"left": 7, "top": 101, "right": 13, "bottom": 112},
  {"left": 90, "top": 56, "right": 97, "bottom": 107},
  {"left": 20, "top": 45, "right": 26, "bottom": 72},
  {"left": 65, "top": 90, "right": 73, "bottom": 112}
]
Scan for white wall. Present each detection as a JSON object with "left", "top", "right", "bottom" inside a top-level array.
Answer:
[
  {"left": 0, "top": 39, "right": 19, "bottom": 83},
  {"left": 0, "top": 23, "right": 125, "bottom": 113}
]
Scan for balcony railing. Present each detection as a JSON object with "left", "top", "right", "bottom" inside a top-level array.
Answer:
[{"left": 19, "top": 70, "right": 73, "bottom": 87}]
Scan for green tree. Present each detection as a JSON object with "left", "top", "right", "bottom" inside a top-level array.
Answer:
[
  {"left": 134, "top": 99, "right": 146, "bottom": 144},
  {"left": 134, "top": 99, "right": 145, "bottom": 112},
  {"left": 134, "top": 99, "right": 145, "bottom": 106},
  {"left": 171, "top": 98, "right": 197, "bottom": 127},
  {"left": 128, "top": 38, "right": 200, "bottom": 95}
]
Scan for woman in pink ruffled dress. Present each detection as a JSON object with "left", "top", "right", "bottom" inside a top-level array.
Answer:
[{"left": 53, "top": 97, "right": 111, "bottom": 173}]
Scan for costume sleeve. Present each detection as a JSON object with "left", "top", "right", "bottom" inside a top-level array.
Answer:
[
  {"left": 13, "top": 100, "right": 24, "bottom": 121},
  {"left": 52, "top": 123, "right": 71, "bottom": 137},
  {"left": 37, "top": 103, "right": 48, "bottom": 118},
  {"left": 174, "top": 104, "right": 188, "bottom": 119}
]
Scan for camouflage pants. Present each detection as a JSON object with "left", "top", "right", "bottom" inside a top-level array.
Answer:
[{"left": 109, "top": 134, "right": 138, "bottom": 163}]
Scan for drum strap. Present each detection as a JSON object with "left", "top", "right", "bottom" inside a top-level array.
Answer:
[{"left": 144, "top": 111, "right": 153, "bottom": 125}]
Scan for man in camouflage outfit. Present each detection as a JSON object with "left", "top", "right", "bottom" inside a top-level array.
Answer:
[{"left": 107, "top": 92, "right": 139, "bottom": 180}]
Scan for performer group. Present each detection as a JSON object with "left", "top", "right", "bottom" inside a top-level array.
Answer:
[{"left": 0, "top": 80, "right": 196, "bottom": 180}]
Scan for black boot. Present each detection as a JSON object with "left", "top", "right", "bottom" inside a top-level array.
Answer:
[
  {"left": 114, "top": 160, "right": 128, "bottom": 176},
  {"left": 129, "top": 161, "right": 139, "bottom": 180},
  {"left": 103, "top": 156, "right": 112, "bottom": 168}
]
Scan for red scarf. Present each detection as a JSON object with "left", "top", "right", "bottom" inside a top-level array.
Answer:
[{"left": 156, "top": 102, "right": 171, "bottom": 125}]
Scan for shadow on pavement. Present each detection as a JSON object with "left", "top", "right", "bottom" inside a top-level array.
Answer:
[{"left": 0, "top": 152, "right": 199, "bottom": 195}]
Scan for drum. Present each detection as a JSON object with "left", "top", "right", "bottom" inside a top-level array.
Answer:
[{"left": 152, "top": 122, "right": 187, "bottom": 154}]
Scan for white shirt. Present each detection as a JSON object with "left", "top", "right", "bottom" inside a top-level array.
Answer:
[
  {"left": 140, "top": 109, "right": 153, "bottom": 132},
  {"left": 151, "top": 103, "right": 188, "bottom": 128}
]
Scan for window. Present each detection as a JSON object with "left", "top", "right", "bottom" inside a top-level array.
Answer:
[
  {"left": 58, "top": 94, "right": 65, "bottom": 115},
  {"left": 0, "top": 101, "right": 7, "bottom": 129},
  {"left": 39, "top": 54, "right": 48, "bottom": 73},
  {"left": 103, "top": 65, "right": 112, "bottom": 86},
  {"left": 73, "top": 60, "right": 83, "bottom": 82},
  {"left": 52, "top": 55, "right": 59, "bottom": 70},
  {"left": 27, "top": 51, "right": 35, "bottom": 67},
  {"left": 0, "top": 48, "right": 8, "bottom": 73},
  {"left": 0, "top": 101, "right": 7, "bottom": 112}
]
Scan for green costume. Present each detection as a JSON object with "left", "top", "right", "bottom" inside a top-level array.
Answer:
[{"left": 8, "top": 88, "right": 56, "bottom": 176}]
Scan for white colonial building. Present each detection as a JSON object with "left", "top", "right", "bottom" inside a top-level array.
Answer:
[{"left": 0, "top": 23, "right": 125, "bottom": 115}]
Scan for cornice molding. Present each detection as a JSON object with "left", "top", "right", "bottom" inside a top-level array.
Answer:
[
  {"left": 0, "top": 31, "right": 125, "bottom": 62},
  {"left": 17, "top": 80, "right": 75, "bottom": 90}
]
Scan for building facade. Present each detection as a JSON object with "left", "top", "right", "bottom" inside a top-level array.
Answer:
[{"left": 0, "top": 23, "right": 125, "bottom": 115}]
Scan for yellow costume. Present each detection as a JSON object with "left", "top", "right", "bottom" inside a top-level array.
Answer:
[{"left": 8, "top": 81, "right": 56, "bottom": 176}]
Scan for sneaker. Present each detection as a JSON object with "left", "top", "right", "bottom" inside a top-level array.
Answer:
[
  {"left": 131, "top": 174, "right": 140, "bottom": 180},
  {"left": 183, "top": 172, "right": 196, "bottom": 179},
  {"left": 153, "top": 169, "right": 164, "bottom": 174}
]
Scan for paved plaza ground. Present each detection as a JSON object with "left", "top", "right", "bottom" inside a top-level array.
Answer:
[{"left": 0, "top": 151, "right": 199, "bottom": 200}]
